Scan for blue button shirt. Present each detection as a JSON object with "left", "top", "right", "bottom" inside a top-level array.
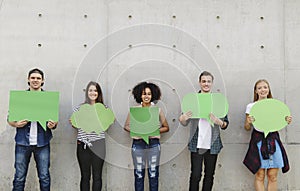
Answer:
[{"left": 15, "top": 122, "right": 53, "bottom": 147}]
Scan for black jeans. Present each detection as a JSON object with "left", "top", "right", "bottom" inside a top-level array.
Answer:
[
  {"left": 77, "top": 139, "right": 106, "bottom": 191},
  {"left": 189, "top": 150, "right": 218, "bottom": 191}
]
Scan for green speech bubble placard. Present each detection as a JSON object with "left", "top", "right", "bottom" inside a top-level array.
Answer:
[
  {"left": 249, "top": 98, "right": 291, "bottom": 137},
  {"left": 181, "top": 93, "right": 229, "bottom": 120},
  {"left": 71, "top": 103, "right": 115, "bottom": 134},
  {"left": 8, "top": 90, "right": 59, "bottom": 131},
  {"left": 130, "top": 106, "right": 160, "bottom": 144}
]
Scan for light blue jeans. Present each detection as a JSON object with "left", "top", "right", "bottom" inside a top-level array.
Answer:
[
  {"left": 131, "top": 138, "right": 161, "bottom": 191},
  {"left": 13, "top": 144, "right": 50, "bottom": 191}
]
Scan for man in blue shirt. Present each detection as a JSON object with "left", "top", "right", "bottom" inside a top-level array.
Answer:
[{"left": 8, "top": 68, "right": 58, "bottom": 191}]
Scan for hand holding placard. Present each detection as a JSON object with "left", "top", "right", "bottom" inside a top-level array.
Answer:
[
  {"left": 130, "top": 107, "right": 160, "bottom": 144},
  {"left": 181, "top": 93, "right": 228, "bottom": 121},
  {"left": 249, "top": 99, "right": 291, "bottom": 137},
  {"left": 8, "top": 91, "right": 59, "bottom": 131},
  {"left": 70, "top": 103, "right": 115, "bottom": 134}
]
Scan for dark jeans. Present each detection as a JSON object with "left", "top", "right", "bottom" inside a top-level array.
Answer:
[
  {"left": 131, "top": 138, "right": 161, "bottom": 191},
  {"left": 77, "top": 139, "right": 106, "bottom": 191},
  {"left": 13, "top": 144, "right": 50, "bottom": 191},
  {"left": 189, "top": 150, "right": 218, "bottom": 191}
]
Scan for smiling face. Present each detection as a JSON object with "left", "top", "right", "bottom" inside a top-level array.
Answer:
[
  {"left": 199, "top": 75, "right": 213, "bottom": 93},
  {"left": 28, "top": 72, "right": 44, "bottom": 91},
  {"left": 141, "top": 87, "right": 152, "bottom": 106},
  {"left": 87, "top": 85, "right": 98, "bottom": 104},
  {"left": 255, "top": 81, "right": 270, "bottom": 100}
]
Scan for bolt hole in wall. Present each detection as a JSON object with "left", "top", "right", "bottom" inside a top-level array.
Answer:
[{"left": 2, "top": 5, "right": 292, "bottom": 190}]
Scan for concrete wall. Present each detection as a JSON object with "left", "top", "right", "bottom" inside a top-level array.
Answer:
[{"left": 1, "top": 0, "right": 300, "bottom": 190}]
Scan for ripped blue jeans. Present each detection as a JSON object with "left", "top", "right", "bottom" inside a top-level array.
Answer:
[{"left": 131, "top": 138, "right": 161, "bottom": 191}]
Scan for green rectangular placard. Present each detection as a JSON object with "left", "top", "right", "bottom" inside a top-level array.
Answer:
[
  {"left": 181, "top": 93, "right": 228, "bottom": 119},
  {"left": 8, "top": 90, "right": 59, "bottom": 130}
]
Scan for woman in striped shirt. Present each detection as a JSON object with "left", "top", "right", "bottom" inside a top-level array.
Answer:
[{"left": 71, "top": 81, "right": 106, "bottom": 191}]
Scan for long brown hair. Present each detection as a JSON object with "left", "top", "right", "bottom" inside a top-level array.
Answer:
[
  {"left": 253, "top": 79, "right": 273, "bottom": 102},
  {"left": 84, "top": 81, "right": 104, "bottom": 104}
]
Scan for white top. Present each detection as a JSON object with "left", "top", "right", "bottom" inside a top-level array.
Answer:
[
  {"left": 197, "top": 118, "right": 211, "bottom": 149},
  {"left": 245, "top": 102, "right": 262, "bottom": 132},
  {"left": 29, "top": 121, "right": 38, "bottom": 145}
]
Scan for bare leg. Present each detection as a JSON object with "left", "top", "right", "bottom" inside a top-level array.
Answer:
[
  {"left": 267, "top": 168, "right": 279, "bottom": 191},
  {"left": 255, "top": 168, "right": 265, "bottom": 191}
]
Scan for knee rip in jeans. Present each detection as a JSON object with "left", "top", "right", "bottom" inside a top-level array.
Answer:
[
  {"left": 136, "top": 156, "right": 142, "bottom": 164},
  {"left": 136, "top": 165, "right": 143, "bottom": 178},
  {"left": 149, "top": 168, "right": 157, "bottom": 178},
  {"left": 150, "top": 156, "right": 157, "bottom": 166},
  {"left": 151, "top": 155, "right": 157, "bottom": 161},
  {"left": 149, "top": 156, "right": 158, "bottom": 178},
  {"left": 149, "top": 166, "right": 156, "bottom": 178},
  {"left": 137, "top": 164, "right": 142, "bottom": 171}
]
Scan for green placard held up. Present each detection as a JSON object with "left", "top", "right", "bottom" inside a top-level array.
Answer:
[
  {"left": 249, "top": 98, "right": 291, "bottom": 137},
  {"left": 70, "top": 103, "right": 115, "bottom": 134},
  {"left": 130, "top": 106, "right": 160, "bottom": 144},
  {"left": 181, "top": 93, "right": 229, "bottom": 120},
  {"left": 8, "top": 90, "right": 59, "bottom": 131}
]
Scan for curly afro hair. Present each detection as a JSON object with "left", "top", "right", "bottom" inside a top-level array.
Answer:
[{"left": 132, "top": 82, "right": 161, "bottom": 103}]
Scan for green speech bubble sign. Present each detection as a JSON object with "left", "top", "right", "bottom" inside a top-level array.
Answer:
[
  {"left": 8, "top": 90, "right": 59, "bottom": 131},
  {"left": 181, "top": 93, "right": 229, "bottom": 120},
  {"left": 71, "top": 103, "right": 115, "bottom": 134},
  {"left": 130, "top": 106, "right": 160, "bottom": 144},
  {"left": 249, "top": 99, "right": 291, "bottom": 137}
]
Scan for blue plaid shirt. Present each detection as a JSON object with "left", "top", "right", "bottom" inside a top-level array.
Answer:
[{"left": 186, "top": 116, "right": 229, "bottom": 154}]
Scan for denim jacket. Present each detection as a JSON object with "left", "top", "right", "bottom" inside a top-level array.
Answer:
[{"left": 15, "top": 121, "right": 53, "bottom": 147}]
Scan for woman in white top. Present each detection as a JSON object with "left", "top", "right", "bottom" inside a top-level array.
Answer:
[{"left": 243, "top": 79, "right": 292, "bottom": 191}]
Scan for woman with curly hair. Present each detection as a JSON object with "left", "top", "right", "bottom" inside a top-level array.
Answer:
[{"left": 124, "top": 81, "right": 169, "bottom": 191}]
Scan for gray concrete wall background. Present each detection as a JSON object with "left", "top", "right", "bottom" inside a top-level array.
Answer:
[{"left": 0, "top": 0, "right": 300, "bottom": 190}]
